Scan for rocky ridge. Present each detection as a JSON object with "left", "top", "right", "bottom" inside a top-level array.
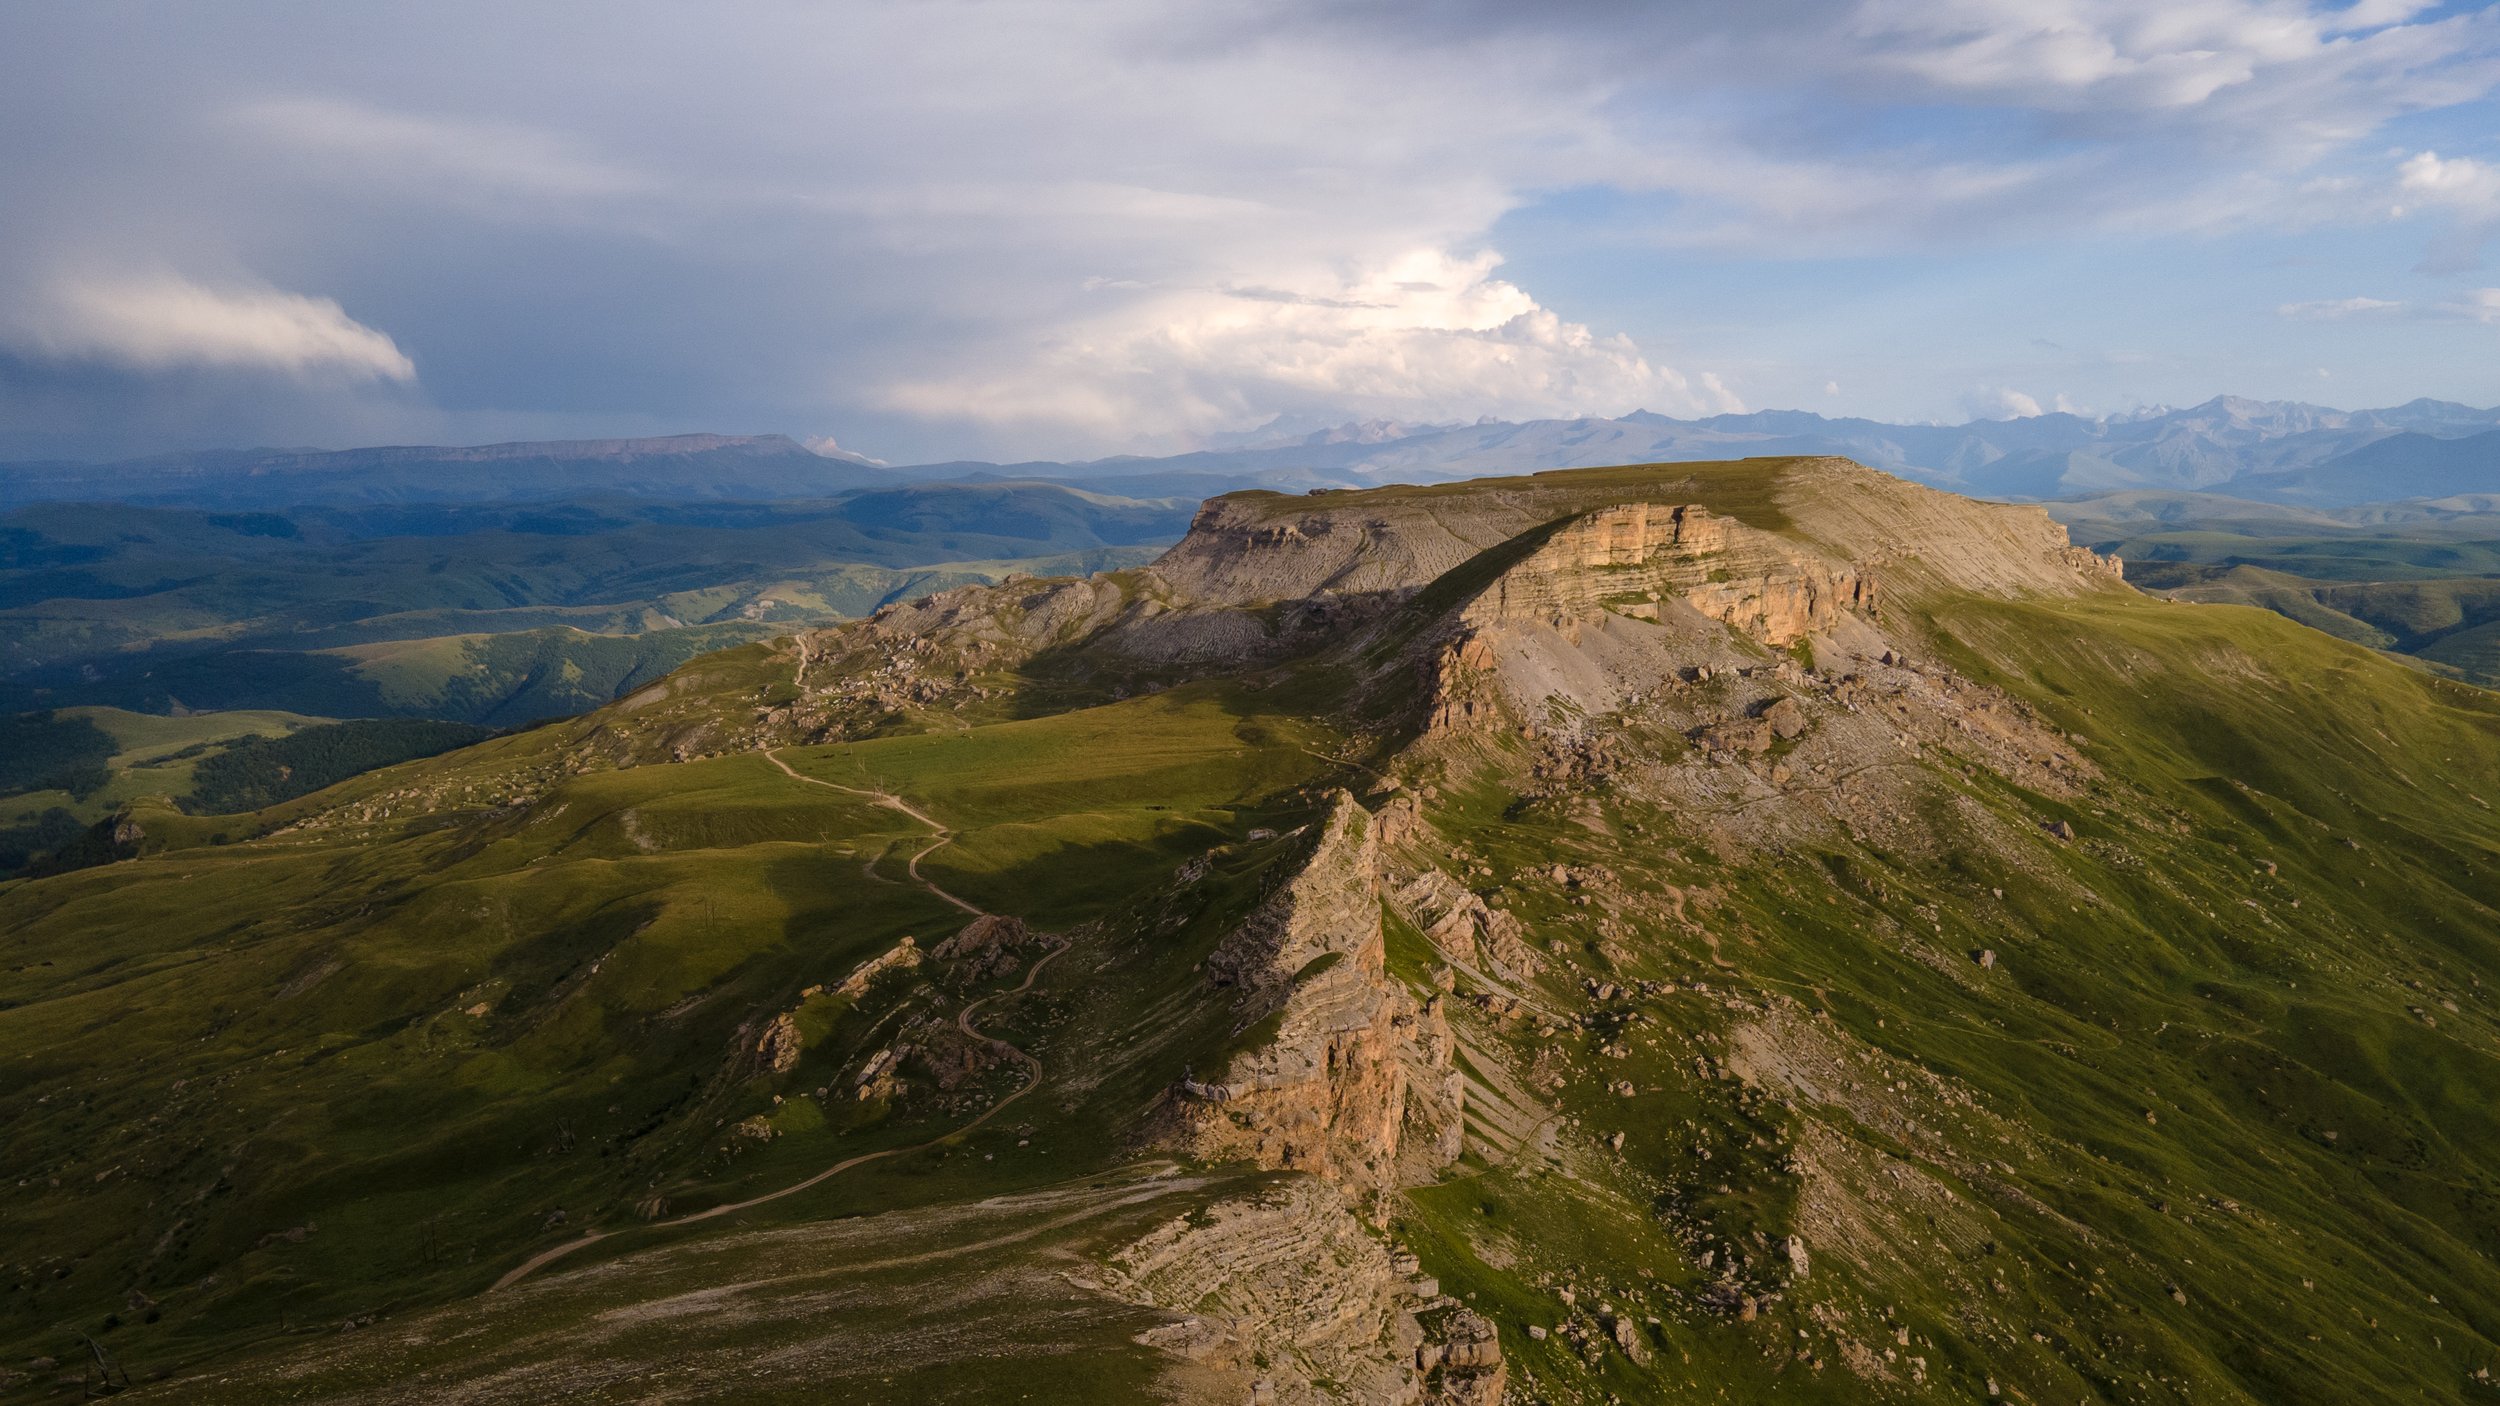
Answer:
[{"left": 1165, "top": 792, "right": 1464, "bottom": 1194}]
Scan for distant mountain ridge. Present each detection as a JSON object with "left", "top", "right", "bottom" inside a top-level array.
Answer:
[
  {"left": 0, "top": 433, "right": 892, "bottom": 508},
  {"left": 9, "top": 396, "right": 2499, "bottom": 510},
  {"left": 918, "top": 394, "right": 2500, "bottom": 506}
]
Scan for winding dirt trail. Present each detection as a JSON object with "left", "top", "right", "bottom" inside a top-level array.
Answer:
[
  {"left": 763, "top": 749, "right": 982, "bottom": 915},
  {"left": 489, "top": 751, "right": 1060, "bottom": 1292}
]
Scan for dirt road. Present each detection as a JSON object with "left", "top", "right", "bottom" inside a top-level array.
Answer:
[{"left": 489, "top": 751, "right": 1060, "bottom": 1292}]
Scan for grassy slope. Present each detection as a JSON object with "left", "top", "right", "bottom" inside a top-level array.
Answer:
[
  {"left": 0, "top": 707, "right": 328, "bottom": 827},
  {"left": 1390, "top": 592, "right": 2500, "bottom": 1405},
  {"left": 2057, "top": 499, "right": 2500, "bottom": 685},
  {"left": 0, "top": 683, "right": 1336, "bottom": 1395},
  {"left": 10, "top": 464, "right": 2500, "bottom": 1401},
  {"left": 1, "top": 490, "right": 1183, "bottom": 722}
]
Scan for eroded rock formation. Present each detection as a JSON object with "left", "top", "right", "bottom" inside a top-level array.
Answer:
[
  {"left": 1111, "top": 1178, "right": 1501, "bottom": 1406},
  {"left": 1469, "top": 502, "right": 1873, "bottom": 644},
  {"left": 1166, "top": 792, "right": 1463, "bottom": 1195}
]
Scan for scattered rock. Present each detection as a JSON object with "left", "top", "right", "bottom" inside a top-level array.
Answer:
[
  {"left": 755, "top": 1011, "right": 804, "bottom": 1073},
  {"left": 834, "top": 936, "right": 921, "bottom": 998},
  {"left": 1761, "top": 696, "right": 1809, "bottom": 740},
  {"left": 1609, "top": 1312, "right": 1652, "bottom": 1365}
]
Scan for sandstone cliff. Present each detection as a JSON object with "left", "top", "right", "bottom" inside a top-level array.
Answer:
[
  {"left": 809, "top": 455, "right": 2121, "bottom": 685},
  {"left": 1166, "top": 792, "right": 1463, "bottom": 1194},
  {"left": 601, "top": 455, "right": 2125, "bottom": 764}
]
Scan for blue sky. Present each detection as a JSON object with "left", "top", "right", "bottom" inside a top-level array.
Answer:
[{"left": 1, "top": 0, "right": 2496, "bottom": 463}]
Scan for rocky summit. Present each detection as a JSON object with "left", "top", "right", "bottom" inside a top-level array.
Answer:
[{"left": 5, "top": 456, "right": 2500, "bottom": 1405}]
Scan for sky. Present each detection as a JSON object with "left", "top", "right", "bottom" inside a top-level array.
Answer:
[{"left": 1, "top": 0, "right": 2497, "bottom": 464}]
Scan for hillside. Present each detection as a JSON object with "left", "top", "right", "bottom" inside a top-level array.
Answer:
[
  {"left": 5, "top": 457, "right": 2500, "bottom": 1403},
  {"left": 0, "top": 483, "right": 1192, "bottom": 721},
  {"left": 0, "top": 707, "right": 328, "bottom": 873},
  {"left": 2241, "top": 430, "right": 2500, "bottom": 507},
  {"left": 2049, "top": 490, "right": 2500, "bottom": 684},
  {"left": 0, "top": 435, "right": 891, "bottom": 509}
]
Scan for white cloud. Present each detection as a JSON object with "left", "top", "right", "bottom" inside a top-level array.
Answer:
[
  {"left": 2278, "top": 295, "right": 2404, "bottom": 318},
  {"left": 2400, "top": 150, "right": 2500, "bottom": 216},
  {"left": 1849, "top": 0, "right": 2493, "bottom": 122},
  {"left": 5, "top": 271, "right": 415, "bottom": 381},
  {"left": 879, "top": 247, "right": 1737, "bottom": 442},
  {"left": 2454, "top": 288, "right": 2500, "bottom": 323},
  {"left": 1965, "top": 387, "right": 2045, "bottom": 419},
  {"left": 802, "top": 434, "right": 886, "bottom": 465}
]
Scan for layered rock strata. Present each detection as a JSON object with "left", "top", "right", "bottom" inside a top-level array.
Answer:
[{"left": 1167, "top": 792, "right": 1463, "bottom": 1194}]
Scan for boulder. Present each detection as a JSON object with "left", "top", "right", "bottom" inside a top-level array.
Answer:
[{"left": 1762, "top": 696, "right": 1809, "bottom": 740}]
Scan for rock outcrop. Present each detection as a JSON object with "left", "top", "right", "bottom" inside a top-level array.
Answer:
[
  {"left": 832, "top": 936, "right": 920, "bottom": 998},
  {"left": 1112, "top": 1178, "right": 1486, "bottom": 1406},
  {"left": 1467, "top": 502, "right": 1872, "bottom": 645},
  {"left": 929, "top": 913, "right": 1043, "bottom": 984},
  {"left": 1167, "top": 792, "right": 1463, "bottom": 1194}
]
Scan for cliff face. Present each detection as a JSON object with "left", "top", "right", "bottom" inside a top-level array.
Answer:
[
  {"left": 1169, "top": 792, "right": 1463, "bottom": 1194},
  {"left": 1148, "top": 457, "right": 2119, "bottom": 613},
  {"left": 620, "top": 456, "right": 2126, "bottom": 763},
  {"left": 1466, "top": 502, "right": 1873, "bottom": 645},
  {"left": 1114, "top": 459, "right": 2113, "bottom": 675}
]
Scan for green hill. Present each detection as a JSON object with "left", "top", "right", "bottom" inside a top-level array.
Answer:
[
  {"left": 0, "top": 484, "right": 1192, "bottom": 722},
  {"left": 6, "top": 459, "right": 2500, "bottom": 1403},
  {"left": 2051, "top": 490, "right": 2500, "bottom": 686}
]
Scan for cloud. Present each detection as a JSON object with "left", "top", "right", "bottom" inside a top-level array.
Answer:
[
  {"left": 2277, "top": 295, "right": 2403, "bottom": 318},
  {"left": 1965, "top": 386, "right": 2045, "bottom": 419},
  {"left": 1, "top": 1, "right": 2497, "bottom": 458},
  {"left": 1849, "top": 0, "right": 2498, "bottom": 127},
  {"left": 879, "top": 247, "right": 1739, "bottom": 442},
  {"left": 802, "top": 434, "right": 887, "bottom": 465},
  {"left": 2263, "top": 289, "right": 2500, "bottom": 323},
  {"left": 230, "top": 96, "right": 652, "bottom": 203},
  {"left": 2400, "top": 150, "right": 2500, "bottom": 217},
  {"left": 4, "top": 271, "right": 416, "bottom": 381}
]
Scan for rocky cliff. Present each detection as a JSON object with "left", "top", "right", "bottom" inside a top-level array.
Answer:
[
  {"left": 637, "top": 457, "right": 2126, "bottom": 759},
  {"left": 1166, "top": 792, "right": 1463, "bottom": 1195},
  {"left": 1464, "top": 501, "right": 1873, "bottom": 643}
]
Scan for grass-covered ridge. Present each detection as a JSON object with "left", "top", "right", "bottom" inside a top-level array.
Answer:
[
  {"left": 1222, "top": 455, "right": 1804, "bottom": 533},
  {"left": 0, "top": 678, "right": 1340, "bottom": 1394},
  {"left": 8, "top": 458, "right": 2500, "bottom": 1402},
  {"left": 2052, "top": 488, "right": 2500, "bottom": 685}
]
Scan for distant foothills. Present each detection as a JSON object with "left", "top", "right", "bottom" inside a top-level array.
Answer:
[
  {"left": 9, "top": 394, "right": 2500, "bottom": 872},
  {"left": 6, "top": 394, "right": 2500, "bottom": 510}
]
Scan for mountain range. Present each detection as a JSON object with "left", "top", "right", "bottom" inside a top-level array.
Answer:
[
  {"left": 9, "top": 395, "right": 2500, "bottom": 512},
  {"left": 0, "top": 434, "right": 888, "bottom": 509},
  {"left": 950, "top": 396, "right": 2500, "bottom": 506},
  {"left": 7, "top": 456, "right": 2500, "bottom": 1402}
]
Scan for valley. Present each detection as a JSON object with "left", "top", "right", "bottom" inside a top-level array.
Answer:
[{"left": 2049, "top": 490, "right": 2500, "bottom": 684}]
